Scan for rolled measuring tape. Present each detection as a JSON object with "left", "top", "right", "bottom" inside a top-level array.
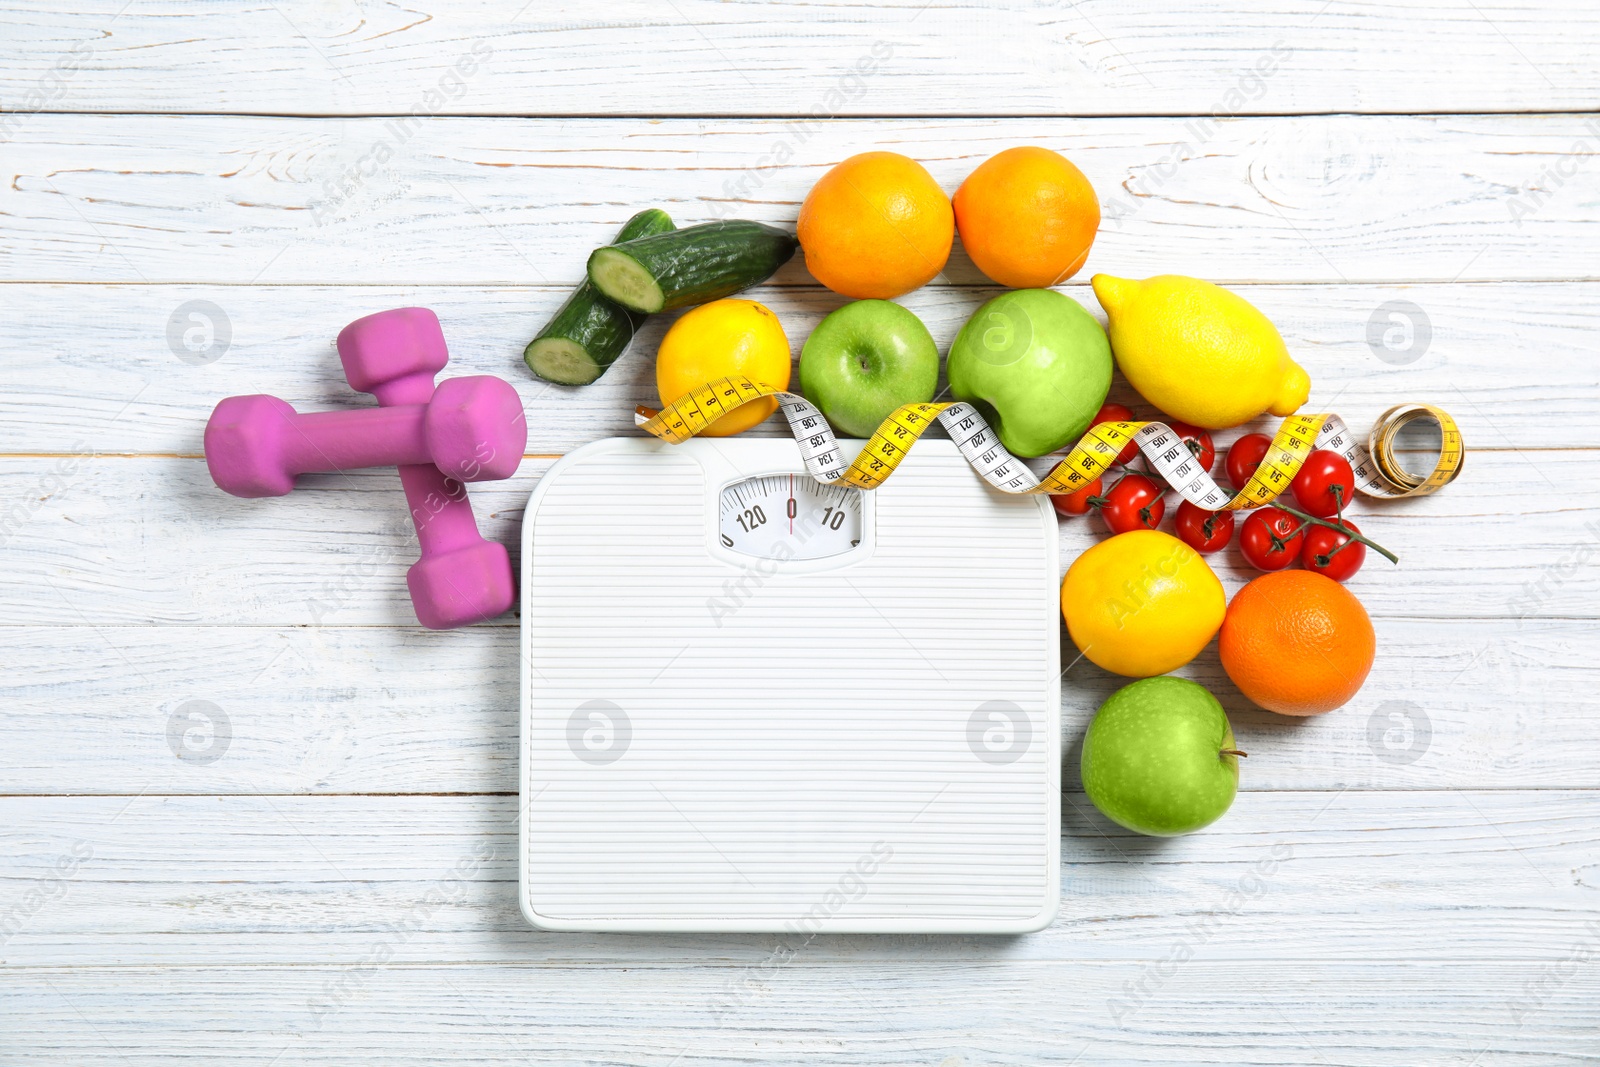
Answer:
[{"left": 636, "top": 377, "right": 1462, "bottom": 510}]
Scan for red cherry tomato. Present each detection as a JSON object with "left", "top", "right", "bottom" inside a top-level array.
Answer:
[
  {"left": 1174, "top": 500, "right": 1235, "bottom": 554},
  {"left": 1092, "top": 402, "right": 1140, "bottom": 465},
  {"left": 1239, "top": 507, "right": 1305, "bottom": 571},
  {"left": 1098, "top": 474, "right": 1166, "bottom": 534},
  {"left": 1160, "top": 420, "right": 1217, "bottom": 474},
  {"left": 1292, "top": 449, "right": 1358, "bottom": 518},
  {"left": 1050, "top": 476, "right": 1101, "bottom": 518},
  {"left": 1302, "top": 519, "right": 1366, "bottom": 582},
  {"left": 1225, "top": 433, "right": 1273, "bottom": 491}
]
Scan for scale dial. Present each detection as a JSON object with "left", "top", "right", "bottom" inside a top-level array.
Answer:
[{"left": 719, "top": 473, "right": 863, "bottom": 561}]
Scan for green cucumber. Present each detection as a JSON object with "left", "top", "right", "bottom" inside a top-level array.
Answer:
[
  {"left": 524, "top": 208, "right": 675, "bottom": 385},
  {"left": 586, "top": 220, "right": 799, "bottom": 314}
]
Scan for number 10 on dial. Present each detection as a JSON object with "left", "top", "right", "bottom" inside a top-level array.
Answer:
[{"left": 718, "top": 474, "right": 863, "bottom": 561}]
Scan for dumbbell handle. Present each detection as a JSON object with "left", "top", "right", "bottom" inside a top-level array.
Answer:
[
  {"left": 340, "top": 345, "right": 480, "bottom": 555},
  {"left": 378, "top": 363, "right": 491, "bottom": 560},
  {"left": 270, "top": 404, "right": 438, "bottom": 474},
  {"left": 398, "top": 463, "right": 488, "bottom": 557}
]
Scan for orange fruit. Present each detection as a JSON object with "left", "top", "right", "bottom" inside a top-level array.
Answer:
[
  {"left": 953, "top": 146, "right": 1100, "bottom": 288},
  {"left": 1219, "top": 570, "right": 1376, "bottom": 716},
  {"left": 797, "top": 152, "right": 954, "bottom": 299}
]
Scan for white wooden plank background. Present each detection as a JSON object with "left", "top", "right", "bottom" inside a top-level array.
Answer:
[
  {"left": 5, "top": 115, "right": 1600, "bottom": 285},
  {"left": 2, "top": 2, "right": 1599, "bottom": 1064},
  {"left": 4, "top": 1, "right": 1600, "bottom": 116}
]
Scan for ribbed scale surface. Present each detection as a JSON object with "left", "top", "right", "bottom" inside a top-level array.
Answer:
[{"left": 520, "top": 439, "right": 1059, "bottom": 931}]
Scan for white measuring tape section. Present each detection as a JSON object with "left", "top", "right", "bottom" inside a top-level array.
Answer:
[{"left": 636, "top": 377, "right": 1463, "bottom": 508}]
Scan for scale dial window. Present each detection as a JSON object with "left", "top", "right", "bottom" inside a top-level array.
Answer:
[{"left": 718, "top": 473, "right": 864, "bottom": 562}]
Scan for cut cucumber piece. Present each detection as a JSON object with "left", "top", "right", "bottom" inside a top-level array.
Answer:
[
  {"left": 587, "top": 220, "right": 799, "bottom": 315},
  {"left": 524, "top": 208, "right": 675, "bottom": 385},
  {"left": 586, "top": 247, "right": 664, "bottom": 317}
]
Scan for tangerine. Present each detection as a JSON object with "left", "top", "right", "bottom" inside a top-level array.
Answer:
[
  {"left": 797, "top": 152, "right": 954, "bottom": 299},
  {"left": 954, "top": 146, "right": 1100, "bottom": 289},
  {"left": 1219, "top": 570, "right": 1375, "bottom": 716}
]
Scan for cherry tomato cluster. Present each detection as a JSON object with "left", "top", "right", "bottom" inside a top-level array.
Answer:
[{"left": 1049, "top": 405, "right": 1394, "bottom": 581}]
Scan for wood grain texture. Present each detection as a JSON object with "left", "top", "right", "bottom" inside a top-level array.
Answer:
[
  {"left": 2, "top": 115, "right": 1599, "bottom": 285},
  {"left": 2, "top": 280, "right": 1596, "bottom": 455},
  {"left": 1, "top": 617, "right": 1591, "bottom": 794},
  {"left": 3, "top": 0, "right": 1599, "bottom": 116},
  {"left": 2, "top": 448, "right": 1593, "bottom": 628},
  {"left": 3, "top": 4, "right": 1599, "bottom": 1060},
  {"left": 4, "top": 958, "right": 1596, "bottom": 1065},
  {"left": 2, "top": 793, "right": 1596, "bottom": 965}
]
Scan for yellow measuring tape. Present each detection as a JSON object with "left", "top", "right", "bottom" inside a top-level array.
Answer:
[{"left": 636, "top": 377, "right": 1462, "bottom": 509}]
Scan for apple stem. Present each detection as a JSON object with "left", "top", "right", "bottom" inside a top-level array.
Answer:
[{"left": 1220, "top": 749, "right": 1248, "bottom": 758}]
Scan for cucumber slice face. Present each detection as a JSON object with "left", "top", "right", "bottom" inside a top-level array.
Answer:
[
  {"left": 524, "top": 208, "right": 676, "bottom": 386},
  {"left": 524, "top": 336, "right": 603, "bottom": 386},
  {"left": 588, "top": 247, "right": 667, "bottom": 314}
]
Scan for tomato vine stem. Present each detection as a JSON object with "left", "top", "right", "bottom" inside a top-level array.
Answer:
[{"left": 1269, "top": 503, "right": 1399, "bottom": 564}]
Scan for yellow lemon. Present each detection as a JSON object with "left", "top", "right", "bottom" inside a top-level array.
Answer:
[
  {"left": 1091, "top": 274, "right": 1311, "bottom": 430},
  {"left": 1061, "top": 529, "right": 1226, "bottom": 678},
  {"left": 656, "top": 299, "right": 792, "bottom": 436}
]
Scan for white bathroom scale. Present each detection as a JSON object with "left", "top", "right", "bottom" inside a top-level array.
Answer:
[{"left": 519, "top": 436, "right": 1060, "bottom": 933}]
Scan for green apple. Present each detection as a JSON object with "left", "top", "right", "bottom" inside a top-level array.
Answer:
[
  {"left": 947, "top": 289, "right": 1111, "bottom": 457},
  {"left": 1080, "top": 677, "right": 1242, "bottom": 836},
  {"left": 799, "top": 300, "right": 939, "bottom": 438}
]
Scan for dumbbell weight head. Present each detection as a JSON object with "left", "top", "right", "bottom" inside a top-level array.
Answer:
[
  {"left": 406, "top": 538, "right": 516, "bottom": 630},
  {"left": 337, "top": 307, "right": 449, "bottom": 405},
  {"left": 425, "top": 376, "right": 527, "bottom": 483},
  {"left": 204, "top": 394, "right": 302, "bottom": 498}
]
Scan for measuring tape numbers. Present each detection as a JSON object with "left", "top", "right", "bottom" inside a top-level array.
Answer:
[{"left": 636, "top": 378, "right": 1462, "bottom": 510}]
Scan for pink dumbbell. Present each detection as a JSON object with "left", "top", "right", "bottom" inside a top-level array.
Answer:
[
  {"left": 204, "top": 375, "right": 525, "bottom": 498},
  {"left": 335, "top": 307, "right": 516, "bottom": 630}
]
